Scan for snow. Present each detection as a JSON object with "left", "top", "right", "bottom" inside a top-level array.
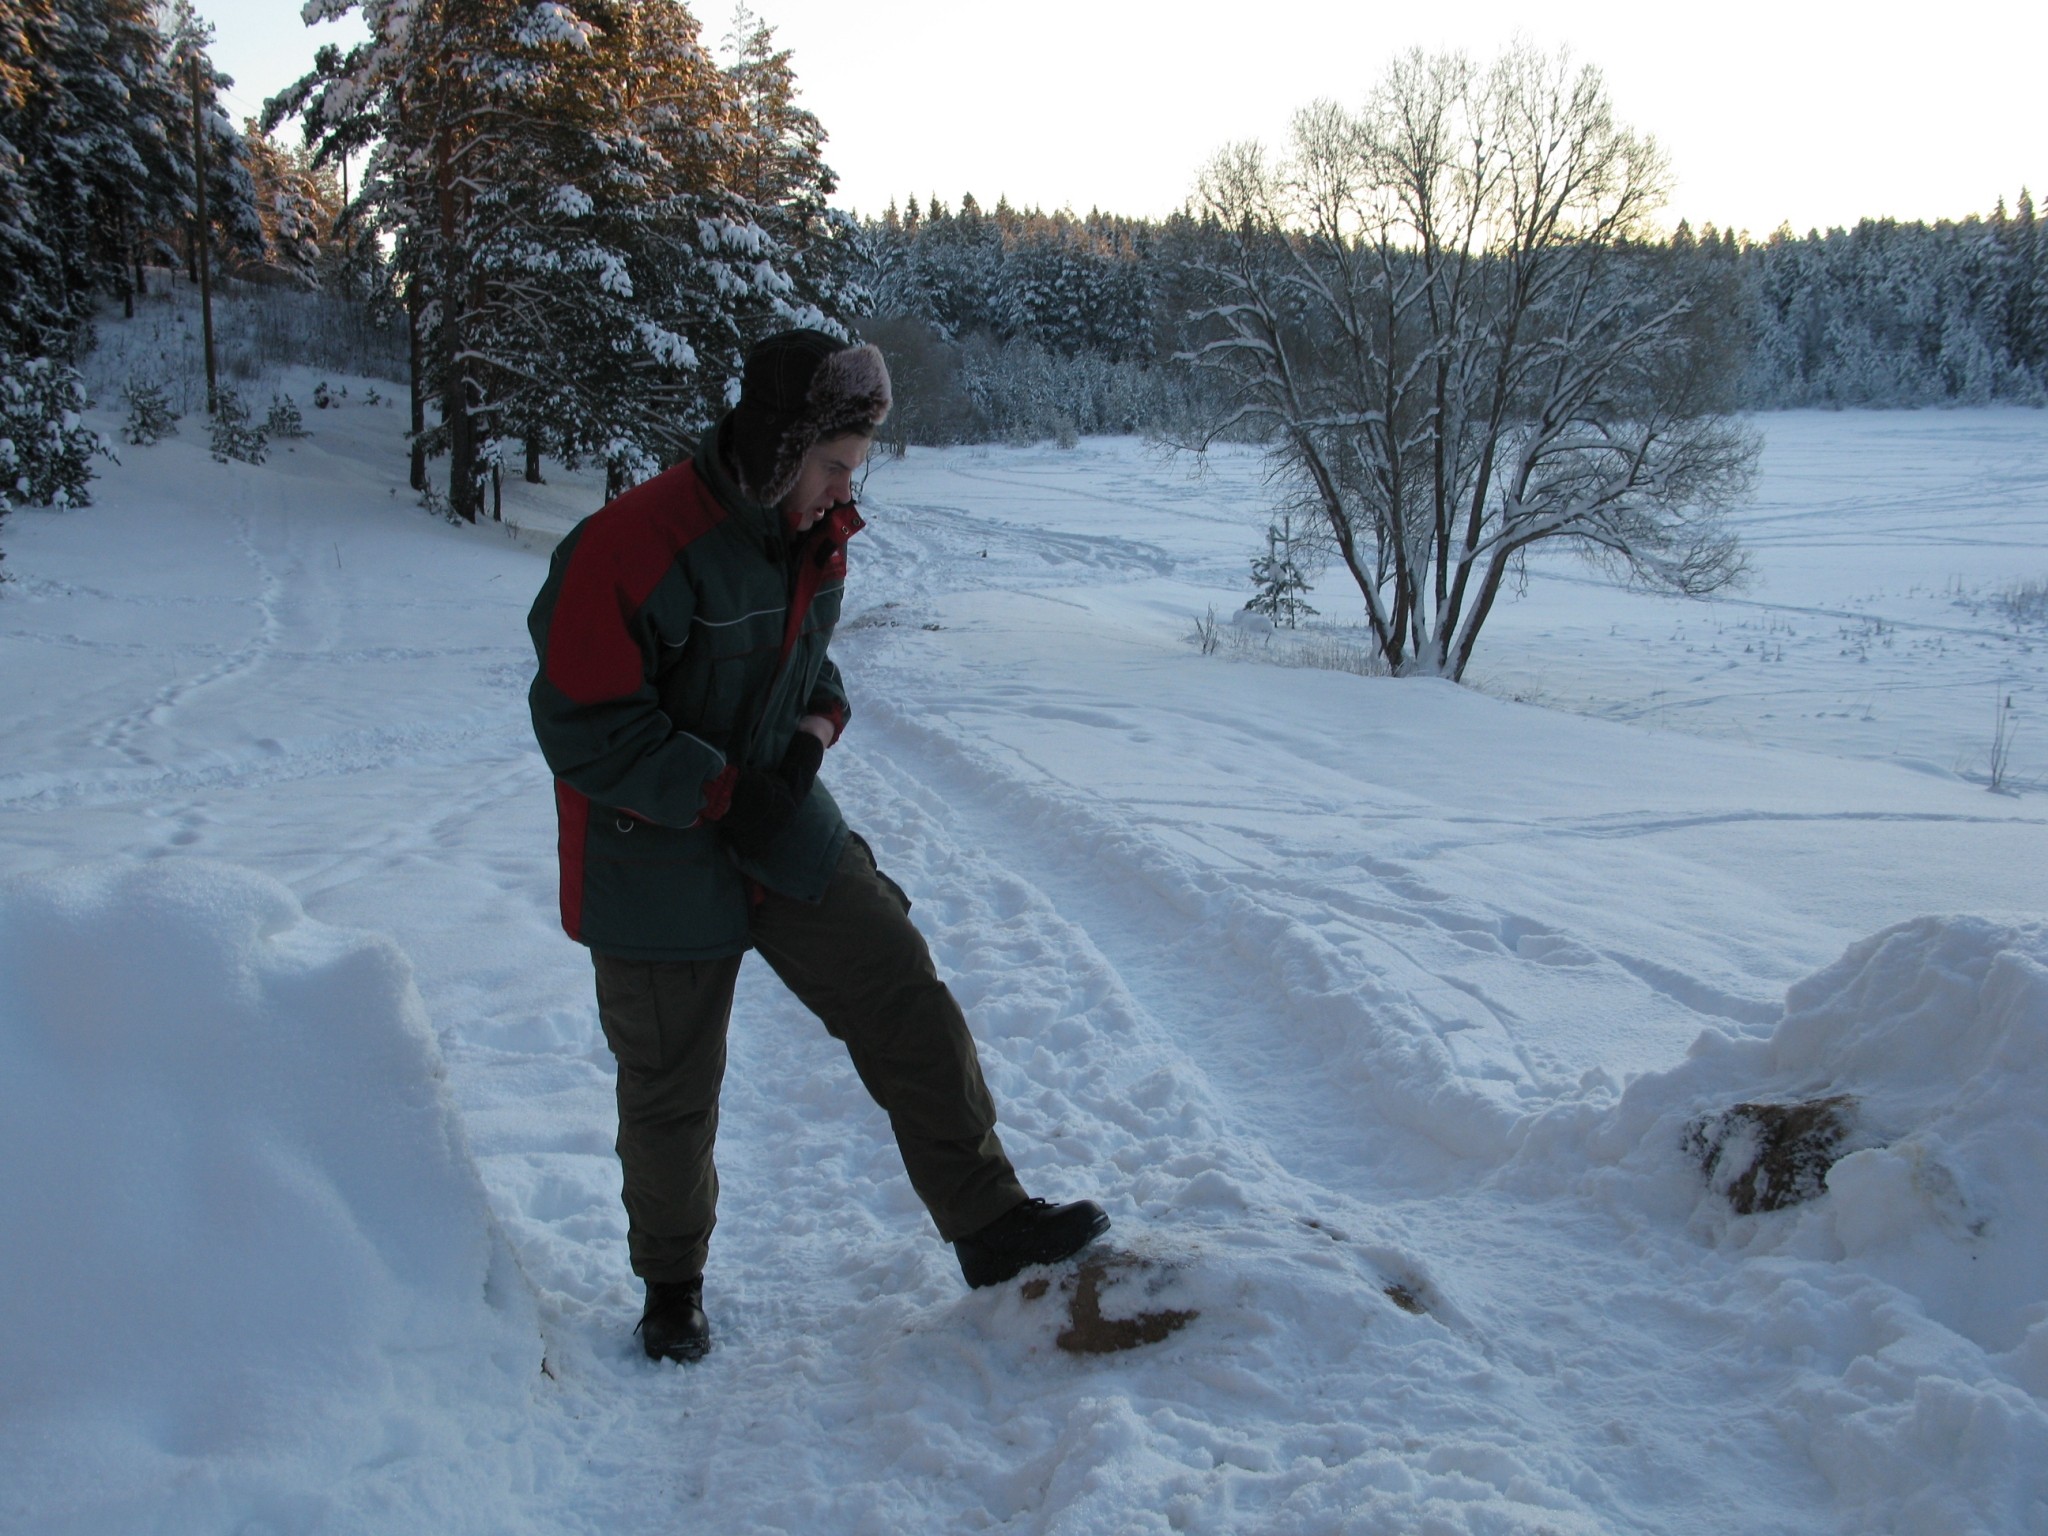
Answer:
[
  {"left": 0, "top": 333, "right": 2045, "bottom": 1533},
  {"left": 0, "top": 861, "right": 539, "bottom": 1533}
]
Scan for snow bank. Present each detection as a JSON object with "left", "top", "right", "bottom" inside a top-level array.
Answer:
[
  {"left": 0, "top": 861, "right": 539, "bottom": 1535},
  {"left": 1516, "top": 915, "right": 2048, "bottom": 1534}
]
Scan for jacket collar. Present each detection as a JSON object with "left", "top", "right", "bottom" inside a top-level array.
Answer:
[{"left": 694, "top": 414, "right": 779, "bottom": 545}]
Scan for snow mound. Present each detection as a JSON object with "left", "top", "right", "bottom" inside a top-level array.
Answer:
[
  {"left": 1517, "top": 915, "right": 2048, "bottom": 1535},
  {"left": 1770, "top": 916, "right": 2048, "bottom": 1344},
  {"left": 0, "top": 861, "right": 539, "bottom": 1534}
]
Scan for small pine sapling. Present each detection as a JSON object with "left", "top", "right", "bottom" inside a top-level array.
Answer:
[
  {"left": 312, "top": 380, "right": 333, "bottom": 409},
  {"left": 266, "top": 395, "right": 309, "bottom": 439},
  {"left": 209, "top": 389, "right": 269, "bottom": 465},
  {"left": 1, "top": 357, "right": 106, "bottom": 509},
  {"left": 121, "top": 382, "right": 181, "bottom": 446},
  {"left": 1246, "top": 514, "right": 1318, "bottom": 629},
  {"left": 417, "top": 479, "right": 459, "bottom": 524}
]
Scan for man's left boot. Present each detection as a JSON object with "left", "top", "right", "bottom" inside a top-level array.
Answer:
[
  {"left": 955, "top": 1197, "right": 1112, "bottom": 1289},
  {"left": 636, "top": 1276, "right": 711, "bottom": 1362}
]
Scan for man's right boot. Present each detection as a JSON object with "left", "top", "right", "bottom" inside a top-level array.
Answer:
[
  {"left": 955, "top": 1197, "right": 1111, "bottom": 1289},
  {"left": 637, "top": 1276, "right": 711, "bottom": 1362}
]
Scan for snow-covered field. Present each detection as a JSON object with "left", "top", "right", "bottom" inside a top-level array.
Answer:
[{"left": 2, "top": 351, "right": 2045, "bottom": 1534}]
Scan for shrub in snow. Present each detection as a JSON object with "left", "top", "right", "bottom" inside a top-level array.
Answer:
[
  {"left": 266, "top": 393, "right": 309, "bottom": 439},
  {"left": 313, "top": 379, "right": 333, "bottom": 409},
  {"left": 2000, "top": 577, "right": 2048, "bottom": 628},
  {"left": 0, "top": 355, "right": 105, "bottom": 510},
  {"left": 418, "top": 478, "right": 460, "bottom": 524},
  {"left": 120, "top": 381, "right": 180, "bottom": 446},
  {"left": 1685, "top": 1095, "right": 1860, "bottom": 1214},
  {"left": 208, "top": 388, "right": 268, "bottom": 464}
]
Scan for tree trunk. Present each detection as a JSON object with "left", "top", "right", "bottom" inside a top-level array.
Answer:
[
  {"left": 444, "top": 369, "right": 477, "bottom": 522},
  {"left": 407, "top": 279, "right": 427, "bottom": 491},
  {"left": 524, "top": 433, "right": 543, "bottom": 484},
  {"left": 190, "top": 56, "right": 217, "bottom": 413},
  {"left": 436, "top": 130, "right": 477, "bottom": 523}
]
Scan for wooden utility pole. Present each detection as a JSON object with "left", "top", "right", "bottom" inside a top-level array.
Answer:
[{"left": 189, "top": 53, "right": 217, "bottom": 412}]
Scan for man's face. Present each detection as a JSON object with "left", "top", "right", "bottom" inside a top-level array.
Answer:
[{"left": 779, "top": 434, "right": 870, "bottom": 531}]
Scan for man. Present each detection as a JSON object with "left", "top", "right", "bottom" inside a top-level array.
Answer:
[{"left": 527, "top": 329, "right": 1109, "bottom": 1363}]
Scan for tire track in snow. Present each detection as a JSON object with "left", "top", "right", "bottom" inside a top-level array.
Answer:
[
  {"left": 848, "top": 683, "right": 1539, "bottom": 1182},
  {"left": 805, "top": 707, "right": 1831, "bottom": 1536}
]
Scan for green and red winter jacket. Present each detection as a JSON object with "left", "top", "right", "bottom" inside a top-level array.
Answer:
[{"left": 527, "top": 426, "right": 859, "bottom": 960}]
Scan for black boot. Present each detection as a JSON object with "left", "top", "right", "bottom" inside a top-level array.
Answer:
[
  {"left": 636, "top": 1276, "right": 710, "bottom": 1362},
  {"left": 955, "top": 1198, "right": 1111, "bottom": 1289}
]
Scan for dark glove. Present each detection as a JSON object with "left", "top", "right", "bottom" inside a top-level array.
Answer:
[
  {"left": 720, "top": 732, "right": 825, "bottom": 859},
  {"left": 779, "top": 729, "right": 823, "bottom": 800}
]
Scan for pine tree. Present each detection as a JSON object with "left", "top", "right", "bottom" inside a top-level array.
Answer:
[
  {"left": 1245, "top": 514, "right": 1317, "bottom": 629},
  {"left": 1, "top": 355, "right": 103, "bottom": 508},
  {"left": 273, "top": 0, "right": 855, "bottom": 519},
  {"left": 240, "top": 120, "right": 345, "bottom": 284}
]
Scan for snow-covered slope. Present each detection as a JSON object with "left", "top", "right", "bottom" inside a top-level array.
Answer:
[{"left": 1, "top": 358, "right": 2044, "bottom": 1534}]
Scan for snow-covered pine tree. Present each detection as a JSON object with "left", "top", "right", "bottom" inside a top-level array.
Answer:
[
  {"left": 1, "top": 355, "right": 103, "bottom": 508},
  {"left": 1245, "top": 514, "right": 1317, "bottom": 629},
  {"left": 273, "top": 0, "right": 854, "bottom": 518},
  {"left": 157, "top": 1, "right": 264, "bottom": 291},
  {"left": 207, "top": 386, "right": 265, "bottom": 463},
  {"left": 0, "top": 0, "right": 66, "bottom": 359},
  {"left": 1, "top": 0, "right": 247, "bottom": 524},
  {"left": 240, "top": 120, "right": 345, "bottom": 286},
  {"left": 121, "top": 380, "right": 179, "bottom": 444}
]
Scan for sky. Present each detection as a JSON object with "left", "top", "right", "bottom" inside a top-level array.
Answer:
[{"left": 206, "top": 0, "right": 2045, "bottom": 239}]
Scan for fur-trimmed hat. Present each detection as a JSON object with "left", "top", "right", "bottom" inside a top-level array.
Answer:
[{"left": 726, "top": 329, "right": 892, "bottom": 506}]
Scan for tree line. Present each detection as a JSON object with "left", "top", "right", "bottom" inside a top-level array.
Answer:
[
  {"left": 4, "top": 15, "right": 2040, "bottom": 678},
  {"left": 849, "top": 189, "right": 2048, "bottom": 437}
]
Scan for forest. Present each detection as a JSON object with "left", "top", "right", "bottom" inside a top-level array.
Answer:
[{"left": 3, "top": 0, "right": 2044, "bottom": 536}]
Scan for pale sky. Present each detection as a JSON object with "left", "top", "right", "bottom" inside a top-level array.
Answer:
[{"left": 204, "top": 0, "right": 2045, "bottom": 239}]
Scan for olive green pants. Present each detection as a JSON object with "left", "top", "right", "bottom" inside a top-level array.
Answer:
[{"left": 592, "top": 834, "right": 1027, "bottom": 1282}]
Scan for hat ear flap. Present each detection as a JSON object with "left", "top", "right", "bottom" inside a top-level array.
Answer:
[
  {"left": 728, "top": 334, "right": 893, "bottom": 505},
  {"left": 810, "top": 344, "right": 893, "bottom": 433}
]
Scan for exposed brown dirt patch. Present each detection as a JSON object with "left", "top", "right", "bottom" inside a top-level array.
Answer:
[
  {"left": 1055, "top": 1257, "right": 1198, "bottom": 1354},
  {"left": 1016, "top": 1252, "right": 1197, "bottom": 1354},
  {"left": 1382, "top": 1282, "right": 1427, "bottom": 1315}
]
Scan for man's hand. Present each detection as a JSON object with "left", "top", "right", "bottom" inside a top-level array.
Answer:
[{"left": 720, "top": 730, "right": 826, "bottom": 859}]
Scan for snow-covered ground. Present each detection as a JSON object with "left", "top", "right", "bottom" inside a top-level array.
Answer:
[{"left": 2, "top": 348, "right": 2045, "bottom": 1534}]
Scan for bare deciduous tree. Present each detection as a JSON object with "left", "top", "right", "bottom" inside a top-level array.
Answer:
[{"left": 1181, "top": 45, "right": 1755, "bottom": 679}]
